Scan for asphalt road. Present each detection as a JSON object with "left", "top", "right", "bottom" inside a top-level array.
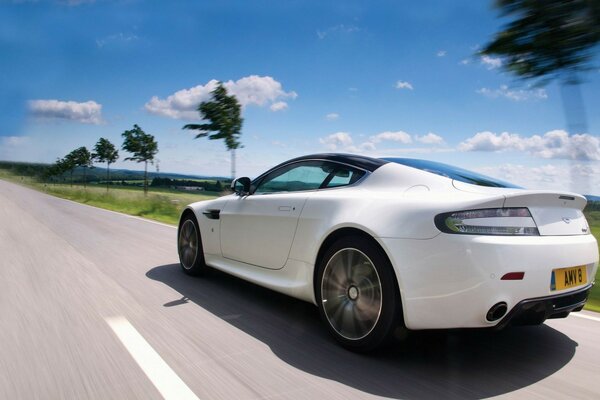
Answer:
[{"left": 1, "top": 178, "right": 599, "bottom": 400}]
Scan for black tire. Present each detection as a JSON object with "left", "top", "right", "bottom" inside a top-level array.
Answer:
[
  {"left": 316, "top": 235, "right": 403, "bottom": 352},
  {"left": 177, "top": 213, "right": 206, "bottom": 276}
]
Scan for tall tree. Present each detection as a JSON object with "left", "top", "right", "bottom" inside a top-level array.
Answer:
[
  {"left": 93, "top": 137, "right": 119, "bottom": 193},
  {"left": 70, "top": 146, "right": 93, "bottom": 188},
  {"left": 481, "top": 0, "right": 600, "bottom": 133},
  {"left": 183, "top": 82, "right": 243, "bottom": 179},
  {"left": 45, "top": 157, "right": 69, "bottom": 183},
  {"left": 482, "top": 0, "right": 600, "bottom": 85},
  {"left": 481, "top": 0, "right": 600, "bottom": 192},
  {"left": 62, "top": 150, "right": 78, "bottom": 187},
  {"left": 121, "top": 124, "right": 158, "bottom": 195}
]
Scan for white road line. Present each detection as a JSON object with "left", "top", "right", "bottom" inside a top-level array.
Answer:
[
  {"left": 571, "top": 312, "right": 600, "bottom": 323},
  {"left": 105, "top": 316, "right": 200, "bottom": 400}
]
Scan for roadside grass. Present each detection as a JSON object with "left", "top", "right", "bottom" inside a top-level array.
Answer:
[
  {"left": 44, "top": 185, "right": 220, "bottom": 225},
  {"left": 585, "top": 219, "right": 600, "bottom": 312},
  {"left": 0, "top": 170, "right": 220, "bottom": 225}
]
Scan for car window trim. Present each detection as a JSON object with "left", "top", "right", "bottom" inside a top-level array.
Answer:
[{"left": 251, "top": 159, "right": 370, "bottom": 196}]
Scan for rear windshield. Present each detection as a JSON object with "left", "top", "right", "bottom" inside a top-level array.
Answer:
[{"left": 382, "top": 158, "right": 522, "bottom": 189}]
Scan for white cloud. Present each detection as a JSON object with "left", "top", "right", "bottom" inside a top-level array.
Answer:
[
  {"left": 1, "top": 136, "right": 30, "bottom": 147},
  {"left": 437, "top": 50, "right": 447, "bottom": 57},
  {"left": 319, "top": 130, "right": 452, "bottom": 155},
  {"left": 359, "top": 142, "right": 376, "bottom": 151},
  {"left": 96, "top": 33, "right": 138, "bottom": 48},
  {"left": 325, "top": 113, "right": 340, "bottom": 121},
  {"left": 480, "top": 55, "right": 502, "bottom": 69},
  {"left": 145, "top": 81, "right": 217, "bottom": 119},
  {"left": 271, "top": 140, "right": 287, "bottom": 148},
  {"left": 145, "top": 75, "right": 297, "bottom": 120},
  {"left": 476, "top": 85, "right": 547, "bottom": 101},
  {"left": 395, "top": 81, "right": 414, "bottom": 90},
  {"left": 477, "top": 163, "right": 600, "bottom": 193},
  {"left": 270, "top": 101, "right": 288, "bottom": 112},
  {"left": 459, "top": 130, "right": 600, "bottom": 161},
  {"left": 317, "top": 24, "right": 360, "bottom": 39},
  {"left": 416, "top": 132, "right": 445, "bottom": 145},
  {"left": 319, "top": 132, "right": 354, "bottom": 151},
  {"left": 228, "top": 75, "right": 297, "bottom": 106},
  {"left": 28, "top": 99, "right": 103, "bottom": 124},
  {"left": 460, "top": 59, "right": 470, "bottom": 65},
  {"left": 370, "top": 131, "right": 412, "bottom": 144}
]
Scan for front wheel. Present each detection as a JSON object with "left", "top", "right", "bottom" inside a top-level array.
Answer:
[
  {"left": 316, "top": 236, "right": 403, "bottom": 352},
  {"left": 178, "top": 214, "right": 206, "bottom": 276}
]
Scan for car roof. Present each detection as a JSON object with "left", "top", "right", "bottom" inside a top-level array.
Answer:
[{"left": 274, "top": 153, "right": 389, "bottom": 172}]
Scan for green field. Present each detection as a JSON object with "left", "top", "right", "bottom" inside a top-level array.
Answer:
[
  {"left": 1, "top": 167, "right": 599, "bottom": 312},
  {"left": 586, "top": 219, "right": 600, "bottom": 312},
  {"left": 0, "top": 170, "right": 220, "bottom": 225}
]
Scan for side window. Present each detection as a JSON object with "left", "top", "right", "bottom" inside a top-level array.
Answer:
[
  {"left": 324, "top": 168, "right": 365, "bottom": 188},
  {"left": 254, "top": 161, "right": 331, "bottom": 194},
  {"left": 254, "top": 160, "right": 367, "bottom": 194}
]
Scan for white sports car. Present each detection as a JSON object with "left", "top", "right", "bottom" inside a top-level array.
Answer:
[{"left": 177, "top": 154, "right": 599, "bottom": 351}]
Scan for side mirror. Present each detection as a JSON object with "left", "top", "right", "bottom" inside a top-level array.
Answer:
[{"left": 231, "top": 177, "right": 251, "bottom": 196}]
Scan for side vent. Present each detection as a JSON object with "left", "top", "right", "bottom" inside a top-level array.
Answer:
[{"left": 202, "top": 209, "right": 221, "bottom": 220}]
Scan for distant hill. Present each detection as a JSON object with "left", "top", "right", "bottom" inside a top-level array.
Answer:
[
  {"left": 106, "top": 168, "right": 230, "bottom": 182},
  {"left": 585, "top": 195, "right": 600, "bottom": 202},
  {"left": 0, "top": 160, "right": 230, "bottom": 183}
]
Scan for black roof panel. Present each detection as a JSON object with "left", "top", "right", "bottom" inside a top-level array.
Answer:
[{"left": 274, "top": 153, "right": 389, "bottom": 172}]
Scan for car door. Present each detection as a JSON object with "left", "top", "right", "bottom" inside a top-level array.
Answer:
[{"left": 219, "top": 160, "right": 334, "bottom": 270}]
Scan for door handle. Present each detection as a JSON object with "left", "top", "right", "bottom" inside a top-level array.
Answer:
[{"left": 278, "top": 206, "right": 292, "bottom": 212}]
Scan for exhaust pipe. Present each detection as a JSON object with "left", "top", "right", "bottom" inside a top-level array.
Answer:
[{"left": 487, "top": 302, "right": 508, "bottom": 322}]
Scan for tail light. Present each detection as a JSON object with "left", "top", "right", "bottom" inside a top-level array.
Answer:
[{"left": 435, "top": 208, "right": 540, "bottom": 236}]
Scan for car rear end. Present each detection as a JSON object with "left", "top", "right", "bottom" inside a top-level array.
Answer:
[{"left": 380, "top": 187, "right": 598, "bottom": 330}]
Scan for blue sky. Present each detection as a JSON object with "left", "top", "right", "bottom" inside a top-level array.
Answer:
[{"left": 1, "top": 0, "right": 599, "bottom": 193}]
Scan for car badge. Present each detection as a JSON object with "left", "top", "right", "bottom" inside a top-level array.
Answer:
[{"left": 562, "top": 217, "right": 571, "bottom": 224}]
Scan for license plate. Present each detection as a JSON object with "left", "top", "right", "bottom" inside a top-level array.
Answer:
[{"left": 551, "top": 266, "right": 587, "bottom": 291}]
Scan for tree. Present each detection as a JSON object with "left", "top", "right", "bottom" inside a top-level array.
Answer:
[
  {"left": 45, "top": 158, "right": 69, "bottom": 183},
  {"left": 481, "top": 0, "right": 600, "bottom": 192},
  {"left": 93, "top": 137, "right": 119, "bottom": 192},
  {"left": 482, "top": 0, "right": 600, "bottom": 85},
  {"left": 121, "top": 124, "right": 158, "bottom": 195},
  {"left": 61, "top": 150, "right": 78, "bottom": 187},
  {"left": 183, "top": 82, "right": 243, "bottom": 179},
  {"left": 70, "top": 146, "right": 93, "bottom": 188},
  {"left": 481, "top": 0, "right": 600, "bottom": 133}
]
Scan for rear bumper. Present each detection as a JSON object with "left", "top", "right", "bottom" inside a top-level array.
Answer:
[
  {"left": 495, "top": 283, "right": 592, "bottom": 329},
  {"left": 379, "top": 234, "right": 598, "bottom": 330}
]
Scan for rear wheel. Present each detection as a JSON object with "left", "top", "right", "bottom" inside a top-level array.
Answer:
[
  {"left": 316, "top": 236, "right": 403, "bottom": 351},
  {"left": 178, "top": 214, "right": 206, "bottom": 276}
]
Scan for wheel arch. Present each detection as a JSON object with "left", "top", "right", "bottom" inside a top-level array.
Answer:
[
  {"left": 313, "top": 227, "right": 405, "bottom": 323},
  {"left": 178, "top": 207, "right": 198, "bottom": 230},
  {"left": 178, "top": 207, "right": 203, "bottom": 246}
]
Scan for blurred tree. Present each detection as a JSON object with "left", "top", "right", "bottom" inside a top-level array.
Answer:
[
  {"left": 183, "top": 82, "right": 243, "bottom": 179},
  {"left": 45, "top": 158, "right": 68, "bottom": 183},
  {"left": 121, "top": 124, "right": 158, "bottom": 195},
  {"left": 93, "top": 138, "right": 119, "bottom": 193},
  {"left": 62, "top": 150, "right": 78, "bottom": 187},
  {"left": 482, "top": 0, "right": 600, "bottom": 133},
  {"left": 483, "top": 0, "right": 600, "bottom": 83},
  {"left": 70, "top": 146, "right": 94, "bottom": 188}
]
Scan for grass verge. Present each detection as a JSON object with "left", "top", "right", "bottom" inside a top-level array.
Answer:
[
  {"left": 0, "top": 170, "right": 219, "bottom": 225},
  {"left": 584, "top": 222, "right": 600, "bottom": 312}
]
